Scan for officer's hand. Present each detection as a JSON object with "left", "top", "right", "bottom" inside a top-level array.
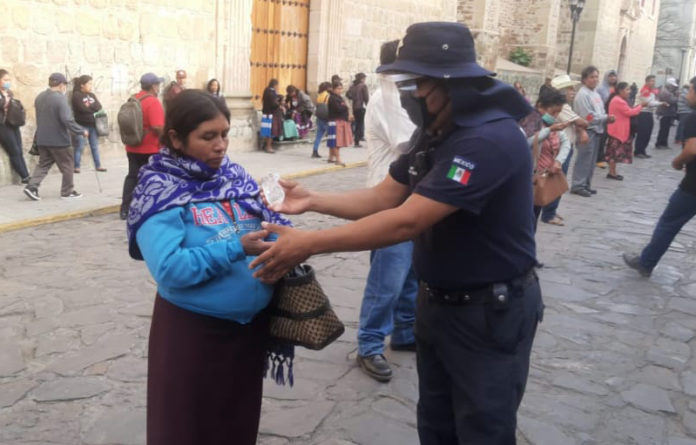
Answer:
[
  {"left": 262, "top": 178, "right": 312, "bottom": 214},
  {"left": 607, "top": 115, "right": 616, "bottom": 123},
  {"left": 672, "top": 158, "right": 685, "bottom": 170},
  {"left": 249, "top": 223, "right": 313, "bottom": 283}
]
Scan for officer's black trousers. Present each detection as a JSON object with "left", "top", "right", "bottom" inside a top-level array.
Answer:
[{"left": 415, "top": 276, "right": 543, "bottom": 445}]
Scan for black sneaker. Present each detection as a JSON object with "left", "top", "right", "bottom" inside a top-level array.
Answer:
[
  {"left": 587, "top": 188, "right": 597, "bottom": 194},
  {"left": 311, "top": 152, "right": 321, "bottom": 158},
  {"left": 571, "top": 188, "right": 592, "bottom": 197},
  {"left": 623, "top": 254, "right": 651, "bottom": 277},
  {"left": 23, "top": 186, "right": 40, "bottom": 201},
  {"left": 61, "top": 190, "right": 83, "bottom": 200},
  {"left": 390, "top": 342, "right": 417, "bottom": 352},
  {"left": 21, "top": 176, "right": 30, "bottom": 184},
  {"left": 356, "top": 354, "right": 392, "bottom": 382}
]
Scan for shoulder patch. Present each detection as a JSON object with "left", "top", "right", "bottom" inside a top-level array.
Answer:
[{"left": 447, "top": 156, "right": 475, "bottom": 185}]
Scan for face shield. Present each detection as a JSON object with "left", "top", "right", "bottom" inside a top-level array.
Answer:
[{"left": 387, "top": 73, "right": 438, "bottom": 131}]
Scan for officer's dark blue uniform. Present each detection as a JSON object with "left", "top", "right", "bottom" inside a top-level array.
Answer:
[{"left": 379, "top": 22, "right": 544, "bottom": 444}]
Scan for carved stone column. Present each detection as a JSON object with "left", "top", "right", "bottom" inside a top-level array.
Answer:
[{"left": 307, "top": 0, "right": 344, "bottom": 96}]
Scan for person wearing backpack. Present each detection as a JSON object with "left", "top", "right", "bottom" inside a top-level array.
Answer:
[
  {"left": 119, "top": 72, "right": 165, "bottom": 220},
  {"left": 0, "top": 69, "right": 30, "bottom": 184},
  {"left": 312, "top": 81, "right": 331, "bottom": 158}
]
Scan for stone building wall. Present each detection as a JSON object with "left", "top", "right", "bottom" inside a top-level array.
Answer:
[
  {"left": 653, "top": 0, "right": 696, "bottom": 83},
  {"left": 0, "top": 0, "right": 457, "bottom": 185},
  {"left": 0, "top": 0, "right": 228, "bottom": 185}
]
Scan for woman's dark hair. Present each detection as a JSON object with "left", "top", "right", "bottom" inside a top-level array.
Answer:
[
  {"left": 353, "top": 73, "right": 366, "bottom": 86},
  {"left": 161, "top": 89, "right": 231, "bottom": 151},
  {"left": 606, "top": 82, "right": 630, "bottom": 109},
  {"left": 0, "top": 69, "right": 9, "bottom": 80},
  {"left": 689, "top": 76, "right": 696, "bottom": 91},
  {"left": 286, "top": 85, "right": 297, "bottom": 95},
  {"left": 536, "top": 88, "right": 566, "bottom": 108},
  {"left": 73, "top": 75, "right": 92, "bottom": 91},
  {"left": 581, "top": 65, "right": 598, "bottom": 80},
  {"left": 645, "top": 74, "right": 656, "bottom": 83},
  {"left": 268, "top": 78, "right": 278, "bottom": 88},
  {"left": 331, "top": 81, "right": 343, "bottom": 90},
  {"left": 206, "top": 78, "right": 221, "bottom": 95},
  {"left": 318, "top": 81, "right": 331, "bottom": 94}
]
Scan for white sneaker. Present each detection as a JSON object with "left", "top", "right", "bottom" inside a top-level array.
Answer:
[
  {"left": 23, "top": 186, "right": 40, "bottom": 201},
  {"left": 61, "top": 190, "right": 83, "bottom": 200}
]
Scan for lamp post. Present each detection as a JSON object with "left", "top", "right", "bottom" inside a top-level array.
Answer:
[{"left": 567, "top": 0, "right": 586, "bottom": 74}]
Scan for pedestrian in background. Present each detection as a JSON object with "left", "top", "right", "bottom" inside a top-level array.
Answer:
[
  {"left": 356, "top": 40, "right": 418, "bottom": 383},
  {"left": 326, "top": 81, "right": 352, "bottom": 166},
  {"left": 634, "top": 75, "right": 663, "bottom": 159},
  {"left": 206, "top": 78, "right": 222, "bottom": 97},
  {"left": 625, "top": 77, "right": 696, "bottom": 277},
  {"left": 127, "top": 90, "right": 291, "bottom": 445},
  {"left": 163, "top": 69, "right": 187, "bottom": 109},
  {"left": 520, "top": 88, "right": 571, "bottom": 228},
  {"left": 0, "top": 68, "right": 30, "bottom": 184},
  {"left": 24, "top": 73, "right": 86, "bottom": 201},
  {"left": 312, "top": 81, "right": 331, "bottom": 158},
  {"left": 119, "top": 73, "right": 165, "bottom": 219},
  {"left": 675, "top": 83, "right": 691, "bottom": 145},
  {"left": 656, "top": 77, "right": 679, "bottom": 149},
  {"left": 285, "top": 85, "right": 314, "bottom": 139},
  {"left": 571, "top": 66, "right": 615, "bottom": 197},
  {"left": 596, "top": 69, "right": 618, "bottom": 169},
  {"left": 542, "top": 74, "right": 589, "bottom": 225},
  {"left": 606, "top": 82, "right": 643, "bottom": 180},
  {"left": 71, "top": 75, "right": 106, "bottom": 173},
  {"left": 347, "top": 73, "right": 369, "bottom": 147},
  {"left": 260, "top": 78, "right": 282, "bottom": 154}
]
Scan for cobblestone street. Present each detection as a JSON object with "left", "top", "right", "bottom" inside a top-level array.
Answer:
[{"left": 1, "top": 147, "right": 696, "bottom": 444}]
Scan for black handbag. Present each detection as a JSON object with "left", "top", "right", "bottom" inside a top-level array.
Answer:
[
  {"left": 6, "top": 99, "right": 26, "bottom": 127},
  {"left": 28, "top": 133, "right": 39, "bottom": 156},
  {"left": 270, "top": 264, "right": 344, "bottom": 350}
]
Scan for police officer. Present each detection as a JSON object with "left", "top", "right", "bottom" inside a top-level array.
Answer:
[{"left": 250, "top": 22, "right": 543, "bottom": 444}]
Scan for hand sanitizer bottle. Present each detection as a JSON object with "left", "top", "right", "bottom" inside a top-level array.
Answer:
[{"left": 261, "top": 173, "right": 285, "bottom": 207}]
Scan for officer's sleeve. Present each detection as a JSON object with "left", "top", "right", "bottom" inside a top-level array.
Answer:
[
  {"left": 414, "top": 138, "right": 516, "bottom": 215},
  {"left": 388, "top": 153, "right": 410, "bottom": 185}
]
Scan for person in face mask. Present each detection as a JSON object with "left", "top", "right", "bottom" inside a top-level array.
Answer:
[
  {"left": 0, "top": 69, "right": 31, "bottom": 183},
  {"left": 519, "top": 88, "right": 571, "bottom": 227},
  {"left": 24, "top": 73, "right": 87, "bottom": 201},
  {"left": 355, "top": 40, "right": 418, "bottom": 383},
  {"left": 247, "top": 22, "right": 541, "bottom": 444}
]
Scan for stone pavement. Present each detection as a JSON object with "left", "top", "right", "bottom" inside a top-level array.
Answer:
[
  {"left": 0, "top": 139, "right": 366, "bottom": 232},
  {"left": 1, "top": 148, "right": 696, "bottom": 444}
]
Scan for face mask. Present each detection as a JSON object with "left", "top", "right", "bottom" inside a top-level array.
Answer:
[
  {"left": 2, "top": 82, "right": 10, "bottom": 90},
  {"left": 541, "top": 113, "right": 556, "bottom": 126},
  {"left": 400, "top": 94, "right": 437, "bottom": 130}
]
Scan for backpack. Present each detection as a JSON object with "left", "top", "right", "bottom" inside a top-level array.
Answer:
[
  {"left": 117, "top": 94, "right": 152, "bottom": 146},
  {"left": 5, "top": 99, "right": 26, "bottom": 127}
]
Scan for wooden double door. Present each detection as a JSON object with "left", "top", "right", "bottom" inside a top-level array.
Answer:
[{"left": 250, "top": 0, "right": 310, "bottom": 109}]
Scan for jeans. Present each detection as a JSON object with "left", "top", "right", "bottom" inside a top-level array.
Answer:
[
  {"left": 676, "top": 113, "right": 690, "bottom": 143},
  {"left": 74, "top": 125, "right": 101, "bottom": 169},
  {"left": 0, "top": 122, "right": 29, "bottom": 179},
  {"left": 121, "top": 152, "right": 152, "bottom": 213},
  {"left": 571, "top": 131, "right": 600, "bottom": 191},
  {"left": 634, "top": 112, "right": 654, "bottom": 155},
  {"left": 656, "top": 116, "right": 674, "bottom": 147},
  {"left": 640, "top": 188, "right": 696, "bottom": 271},
  {"left": 541, "top": 147, "right": 573, "bottom": 222},
  {"left": 415, "top": 274, "right": 543, "bottom": 445},
  {"left": 357, "top": 241, "right": 418, "bottom": 357},
  {"left": 313, "top": 119, "right": 328, "bottom": 154}
]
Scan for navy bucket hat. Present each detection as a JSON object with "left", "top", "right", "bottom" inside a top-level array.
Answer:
[{"left": 376, "top": 22, "right": 495, "bottom": 79}]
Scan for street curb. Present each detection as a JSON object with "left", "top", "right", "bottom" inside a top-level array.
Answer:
[{"left": 0, "top": 161, "right": 367, "bottom": 234}]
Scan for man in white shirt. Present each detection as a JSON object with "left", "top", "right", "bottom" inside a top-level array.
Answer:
[{"left": 356, "top": 41, "right": 418, "bottom": 382}]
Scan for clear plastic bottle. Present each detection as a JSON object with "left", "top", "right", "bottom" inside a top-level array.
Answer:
[{"left": 261, "top": 173, "right": 285, "bottom": 207}]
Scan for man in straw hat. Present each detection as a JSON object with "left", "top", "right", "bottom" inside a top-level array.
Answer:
[{"left": 249, "top": 22, "right": 542, "bottom": 444}]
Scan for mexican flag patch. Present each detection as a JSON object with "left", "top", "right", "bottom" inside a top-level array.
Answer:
[{"left": 447, "top": 156, "right": 475, "bottom": 185}]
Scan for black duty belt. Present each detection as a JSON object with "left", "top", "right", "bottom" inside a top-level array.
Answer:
[{"left": 423, "top": 269, "right": 537, "bottom": 306}]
